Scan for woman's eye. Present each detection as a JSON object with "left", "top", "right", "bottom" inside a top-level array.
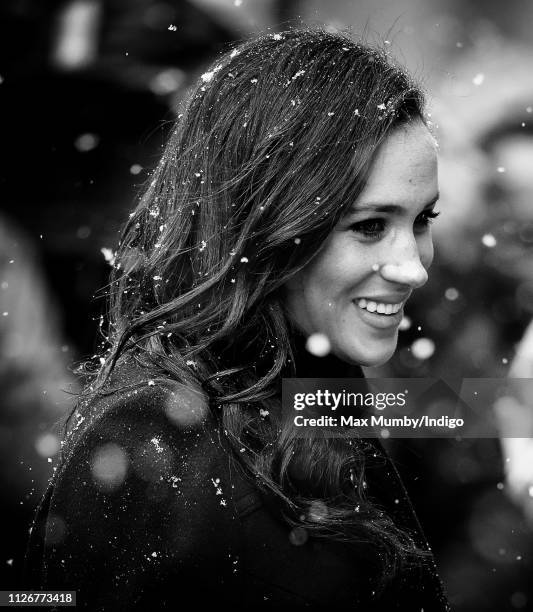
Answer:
[
  {"left": 415, "top": 209, "right": 440, "bottom": 229},
  {"left": 350, "top": 210, "right": 440, "bottom": 239},
  {"left": 350, "top": 219, "right": 385, "bottom": 238}
]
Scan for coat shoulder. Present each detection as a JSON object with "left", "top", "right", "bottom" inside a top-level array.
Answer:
[{"left": 26, "top": 360, "right": 248, "bottom": 608}]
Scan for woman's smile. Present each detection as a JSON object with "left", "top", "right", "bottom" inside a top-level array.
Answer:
[{"left": 352, "top": 298, "right": 406, "bottom": 330}]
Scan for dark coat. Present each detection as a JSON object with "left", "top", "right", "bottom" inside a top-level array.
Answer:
[{"left": 25, "top": 341, "right": 450, "bottom": 611}]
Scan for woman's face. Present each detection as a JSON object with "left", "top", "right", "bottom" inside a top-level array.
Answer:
[{"left": 283, "top": 120, "right": 439, "bottom": 367}]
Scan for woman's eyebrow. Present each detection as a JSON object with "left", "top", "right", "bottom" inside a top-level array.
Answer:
[{"left": 349, "top": 193, "right": 440, "bottom": 214}]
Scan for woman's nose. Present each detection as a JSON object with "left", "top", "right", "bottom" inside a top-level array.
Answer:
[
  {"left": 378, "top": 233, "right": 430, "bottom": 288},
  {"left": 379, "top": 260, "right": 428, "bottom": 288}
]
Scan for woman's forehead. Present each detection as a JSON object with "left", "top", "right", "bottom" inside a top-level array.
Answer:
[{"left": 352, "top": 123, "right": 438, "bottom": 210}]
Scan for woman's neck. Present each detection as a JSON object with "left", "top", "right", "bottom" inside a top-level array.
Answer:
[{"left": 285, "top": 328, "right": 364, "bottom": 379}]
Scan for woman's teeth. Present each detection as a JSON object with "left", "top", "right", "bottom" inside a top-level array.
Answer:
[{"left": 356, "top": 298, "right": 402, "bottom": 315}]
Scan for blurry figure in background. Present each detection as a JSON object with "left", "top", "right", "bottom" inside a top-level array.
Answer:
[
  {"left": 0, "top": 215, "right": 77, "bottom": 588},
  {"left": 499, "top": 320, "right": 533, "bottom": 527},
  {"left": 436, "top": 33, "right": 533, "bottom": 546},
  {"left": 1, "top": 0, "right": 242, "bottom": 361},
  {"left": 475, "top": 74, "right": 533, "bottom": 536},
  {"left": 366, "top": 35, "right": 533, "bottom": 612},
  {"left": 430, "top": 37, "right": 533, "bottom": 378}
]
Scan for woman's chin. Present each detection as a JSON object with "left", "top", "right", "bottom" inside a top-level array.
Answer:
[
  {"left": 337, "top": 341, "right": 397, "bottom": 368},
  {"left": 361, "top": 354, "right": 394, "bottom": 368}
]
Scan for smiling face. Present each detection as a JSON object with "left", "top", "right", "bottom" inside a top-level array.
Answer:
[{"left": 283, "top": 119, "right": 439, "bottom": 367}]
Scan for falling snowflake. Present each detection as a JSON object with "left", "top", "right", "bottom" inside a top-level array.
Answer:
[
  {"left": 482, "top": 234, "right": 497, "bottom": 248},
  {"left": 292, "top": 70, "right": 305, "bottom": 80},
  {"left": 472, "top": 73, "right": 485, "bottom": 86},
  {"left": 411, "top": 338, "right": 435, "bottom": 360},
  {"left": 91, "top": 444, "right": 128, "bottom": 491},
  {"left": 399, "top": 316, "right": 411, "bottom": 331},
  {"left": 306, "top": 333, "right": 331, "bottom": 357},
  {"left": 445, "top": 287, "right": 459, "bottom": 301},
  {"left": 150, "top": 69, "right": 184, "bottom": 95},
  {"left": 100, "top": 247, "right": 115, "bottom": 267},
  {"left": 289, "top": 527, "right": 308, "bottom": 546},
  {"left": 35, "top": 433, "right": 61, "bottom": 458},
  {"left": 74, "top": 133, "right": 99, "bottom": 152}
]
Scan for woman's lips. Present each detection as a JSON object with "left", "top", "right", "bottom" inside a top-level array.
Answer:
[{"left": 352, "top": 300, "right": 404, "bottom": 330}]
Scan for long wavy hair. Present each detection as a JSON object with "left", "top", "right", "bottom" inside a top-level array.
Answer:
[{"left": 74, "top": 27, "right": 430, "bottom": 587}]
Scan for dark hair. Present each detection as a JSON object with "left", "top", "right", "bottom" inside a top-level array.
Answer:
[{"left": 78, "top": 27, "right": 428, "bottom": 588}]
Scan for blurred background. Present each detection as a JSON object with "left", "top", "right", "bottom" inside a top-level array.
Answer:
[{"left": 1, "top": 1, "right": 533, "bottom": 609}]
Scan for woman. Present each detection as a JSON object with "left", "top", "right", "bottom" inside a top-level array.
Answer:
[{"left": 26, "top": 28, "right": 449, "bottom": 610}]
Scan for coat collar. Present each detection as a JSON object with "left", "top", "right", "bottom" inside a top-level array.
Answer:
[{"left": 284, "top": 326, "right": 365, "bottom": 379}]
